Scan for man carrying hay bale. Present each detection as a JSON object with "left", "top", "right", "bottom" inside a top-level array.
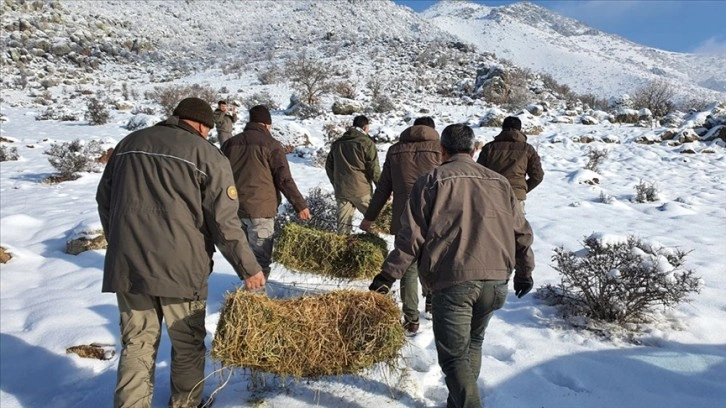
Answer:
[
  {"left": 223, "top": 105, "right": 311, "bottom": 281},
  {"left": 369, "top": 123, "right": 535, "bottom": 408},
  {"left": 97, "top": 97, "right": 264, "bottom": 408},
  {"left": 360, "top": 116, "right": 441, "bottom": 335},
  {"left": 325, "top": 115, "right": 380, "bottom": 234}
]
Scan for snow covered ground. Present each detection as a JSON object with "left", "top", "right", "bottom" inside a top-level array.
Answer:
[{"left": 1, "top": 101, "right": 725, "bottom": 408}]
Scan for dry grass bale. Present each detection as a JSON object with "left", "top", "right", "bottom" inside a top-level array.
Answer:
[
  {"left": 0, "top": 246, "right": 11, "bottom": 264},
  {"left": 370, "top": 201, "right": 394, "bottom": 235},
  {"left": 66, "top": 233, "right": 107, "bottom": 255},
  {"left": 66, "top": 343, "right": 115, "bottom": 360},
  {"left": 211, "top": 289, "right": 406, "bottom": 378},
  {"left": 273, "top": 223, "right": 388, "bottom": 280}
]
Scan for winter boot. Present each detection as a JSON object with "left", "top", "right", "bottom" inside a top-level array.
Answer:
[
  {"left": 424, "top": 296, "right": 432, "bottom": 320},
  {"left": 403, "top": 317, "right": 420, "bottom": 337}
]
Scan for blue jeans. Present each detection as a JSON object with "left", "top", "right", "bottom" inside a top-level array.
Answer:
[{"left": 432, "top": 280, "right": 508, "bottom": 408}]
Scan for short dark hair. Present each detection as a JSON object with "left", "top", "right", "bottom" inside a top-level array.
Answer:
[
  {"left": 353, "top": 115, "right": 369, "bottom": 129},
  {"left": 413, "top": 116, "right": 435, "bottom": 129},
  {"left": 217, "top": 100, "right": 227, "bottom": 106},
  {"left": 440, "top": 124, "right": 475, "bottom": 155},
  {"left": 502, "top": 116, "right": 522, "bottom": 131}
]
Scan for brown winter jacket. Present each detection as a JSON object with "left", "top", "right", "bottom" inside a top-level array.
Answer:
[
  {"left": 380, "top": 153, "right": 535, "bottom": 293},
  {"left": 213, "top": 109, "right": 238, "bottom": 135},
  {"left": 96, "top": 117, "right": 262, "bottom": 300},
  {"left": 476, "top": 129, "right": 544, "bottom": 200},
  {"left": 325, "top": 127, "right": 381, "bottom": 201},
  {"left": 222, "top": 122, "right": 308, "bottom": 218},
  {"left": 364, "top": 125, "right": 440, "bottom": 235}
]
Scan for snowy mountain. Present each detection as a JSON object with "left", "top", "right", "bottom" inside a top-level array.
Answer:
[{"left": 422, "top": 0, "right": 726, "bottom": 100}]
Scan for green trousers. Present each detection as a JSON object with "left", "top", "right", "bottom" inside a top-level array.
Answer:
[{"left": 115, "top": 292, "right": 206, "bottom": 408}]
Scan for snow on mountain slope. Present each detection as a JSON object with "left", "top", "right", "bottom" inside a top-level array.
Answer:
[{"left": 423, "top": 0, "right": 726, "bottom": 100}]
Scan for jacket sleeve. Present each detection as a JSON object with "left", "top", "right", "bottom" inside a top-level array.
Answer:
[
  {"left": 230, "top": 112, "right": 238, "bottom": 123},
  {"left": 380, "top": 175, "right": 431, "bottom": 280},
  {"left": 476, "top": 145, "right": 489, "bottom": 168},
  {"left": 511, "top": 191, "right": 535, "bottom": 279},
  {"left": 364, "top": 152, "right": 393, "bottom": 221},
  {"left": 202, "top": 156, "right": 262, "bottom": 280},
  {"left": 270, "top": 144, "right": 308, "bottom": 212},
  {"left": 96, "top": 149, "right": 116, "bottom": 237},
  {"left": 526, "top": 146, "right": 544, "bottom": 192},
  {"left": 213, "top": 110, "right": 224, "bottom": 125},
  {"left": 364, "top": 138, "right": 381, "bottom": 185},
  {"left": 325, "top": 148, "right": 334, "bottom": 184}
]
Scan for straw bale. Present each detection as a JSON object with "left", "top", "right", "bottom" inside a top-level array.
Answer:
[
  {"left": 273, "top": 223, "right": 388, "bottom": 280},
  {"left": 211, "top": 289, "right": 405, "bottom": 378},
  {"left": 370, "top": 201, "right": 394, "bottom": 235}
]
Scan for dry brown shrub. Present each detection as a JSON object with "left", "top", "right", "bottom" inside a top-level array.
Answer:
[
  {"left": 66, "top": 343, "right": 115, "bottom": 360},
  {"left": 273, "top": 223, "right": 387, "bottom": 280},
  {"left": 211, "top": 289, "right": 406, "bottom": 377},
  {"left": 0, "top": 247, "right": 11, "bottom": 264},
  {"left": 66, "top": 233, "right": 107, "bottom": 255}
]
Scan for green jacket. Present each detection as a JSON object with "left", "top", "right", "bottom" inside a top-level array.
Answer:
[
  {"left": 96, "top": 117, "right": 261, "bottom": 300},
  {"left": 325, "top": 127, "right": 380, "bottom": 201}
]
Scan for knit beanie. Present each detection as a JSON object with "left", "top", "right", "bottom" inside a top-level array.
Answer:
[
  {"left": 502, "top": 116, "right": 522, "bottom": 131},
  {"left": 249, "top": 105, "right": 272, "bottom": 125},
  {"left": 173, "top": 97, "right": 215, "bottom": 129}
]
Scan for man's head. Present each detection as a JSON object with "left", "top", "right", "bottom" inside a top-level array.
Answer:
[
  {"left": 249, "top": 105, "right": 272, "bottom": 129},
  {"left": 413, "top": 116, "right": 435, "bottom": 129},
  {"left": 218, "top": 100, "right": 228, "bottom": 112},
  {"left": 502, "top": 116, "right": 522, "bottom": 131},
  {"left": 353, "top": 115, "right": 369, "bottom": 132},
  {"left": 440, "top": 124, "right": 475, "bottom": 157},
  {"left": 173, "top": 97, "right": 215, "bottom": 139}
]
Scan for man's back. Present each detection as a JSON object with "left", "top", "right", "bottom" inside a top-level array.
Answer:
[
  {"left": 477, "top": 129, "right": 543, "bottom": 200},
  {"left": 326, "top": 127, "right": 380, "bottom": 201}
]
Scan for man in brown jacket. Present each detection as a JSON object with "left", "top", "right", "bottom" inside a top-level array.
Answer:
[
  {"left": 223, "top": 105, "right": 311, "bottom": 280},
  {"left": 369, "top": 124, "right": 534, "bottom": 408},
  {"left": 325, "top": 115, "right": 380, "bottom": 234},
  {"left": 213, "top": 100, "right": 238, "bottom": 146},
  {"left": 477, "top": 116, "right": 544, "bottom": 214},
  {"left": 97, "top": 97, "right": 264, "bottom": 408},
  {"left": 360, "top": 116, "right": 440, "bottom": 335}
]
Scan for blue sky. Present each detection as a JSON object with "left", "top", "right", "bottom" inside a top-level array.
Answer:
[{"left": 394, "top": 0, "right": 726, "bottom": 54}]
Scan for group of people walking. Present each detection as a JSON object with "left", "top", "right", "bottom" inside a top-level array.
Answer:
[{"left": 97, "top": 97, "right": 543, "bottom": 408}]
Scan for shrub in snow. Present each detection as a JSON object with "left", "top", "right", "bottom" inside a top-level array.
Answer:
[
  {"left": 631, "top": 79, "right": 675, "bottom": 118},
  {"left": 242, "top": 91, "right": 279, "bottom": 110},
  {"left": 125, "top": 114, "right": 158, "bottom": 131},
  {"left": 145, "top": 84, "right": 218, "bottom": 116},
  {"left": 584, "top": 147, "right": 608, "bottom": 172},
  {"left": 334, "top": 81, "right": 357, "bottom": 99},
  {"left": 634, "top": 180, "right": 659, "bottom": 203},
  {"left": 371, "top": 94, "right": 395, "bottom": 113},
  {"left": 85, "top": 97, "right": 110, "bottom": 125},
  {"left": 36, "top": 107, "right": 80, "bottom": 122},
  {"left": 0, "top": 145, "right": 20, "bottom": 162},
  {"left": 44, "top": 139, "right": 106, "bottom": 181},
  {"left": 274, "top": 186, "right": 337, "bottom": 238},
  {"left": 285, "top": 51, "right": 335, "bottom": 105},
  {"left": 599, "top": 191, "right": 615, "bottom": 204},
  {"left": 537, "top": 234, "right": 700, "bottom": 324}
]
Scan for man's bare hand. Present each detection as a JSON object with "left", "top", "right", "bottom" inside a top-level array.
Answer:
[
  {"left": 298, "top": 208, "right": 311, "bottom": 221},
  {"left": 359, "top": 219, "right": 373, "bottom": 232},
  {"left": 245, "top": 271, "right": 266, "bottom": 291}
]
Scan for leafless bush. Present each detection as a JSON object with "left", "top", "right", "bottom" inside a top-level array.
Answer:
[
  {"left": 334, "top": 81, "right": 357, "bottom": 99},
  {"left": 367, "top": 77, "right": 385, "bottom": 101},
  {"left": 537, "top": 234, "right": 700, "bottom": 325},
  {"left": 257, "top": 63, "right": 281, "bottom": 85},
  {"left": 0, "top": 146, "right": 19, "bottom": 162},
  {"left": 631, "top": 79, "right": 676, "bottom": 117},
  {"left": 677, "top": 96, "right": 712, "bottom": 113},
  {"left": 634, "top": 180, "right": 659, "bottom": 203},
  {"left": 540, "top": 72, "right": 571, "bottom": 98},
  {"left": 585, "top": 148, "right": 608, "bottom": 172},
  {"left": 274, "top": 186, "right": 338, "bottom": 237},
  {"left": 503, "top": 68, "right": 532, "bottom": 110},
  {"left": 145, "top": 84, "right": 218, "bottom": 116},
  {"left": 284, "top": 51, "right": 335, "bottom": 105},
  {"left": 85, "top": 98, "right": 110, "bottom": 125},
  {"left": 44, "top": 139, "right": 106, "bottom": 181},
  {"left": 577, "top": 93, "right": 609, "bottom": 111},
  {"left": 242, "top": 91, "right": 279, "bottom": 110}
]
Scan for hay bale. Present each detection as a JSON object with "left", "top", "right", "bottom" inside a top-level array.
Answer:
[
  {"left": 273, "top": 223, "right": 387, "bottom": 280},
  {"left": 211, "top": 290, "right": 405, "bottom": 378},
  {"left": 370, "top": 201, "right": 393, "bottom": 235}
]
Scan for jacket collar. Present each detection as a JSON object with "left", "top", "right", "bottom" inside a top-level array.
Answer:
[
  {"left": 442, "top": 152, "right": 475, "bottom": 165},
  {"left": 399, "top": 125, "right": 439, "bottom": 143},
  {"left": 494, "top": 129, "right": 527, "bottom": 142},
  {"left": 244, "top": 121, "right": 271, "bottom": 136},
  {"left": 160, "top": 116, "right": 205, "bottom": 138}
]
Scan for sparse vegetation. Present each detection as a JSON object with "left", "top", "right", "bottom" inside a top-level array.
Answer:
[
  {"left": 537, "top": 234, "right": 700, "bottom": 325},
  {"left": 242, "top": 91, "right": 279, "bottom": 110},
  {"left": 285, "top": 51, "right": 335, "bottom": 106},
  {"left": 585, "top": 147, "right": 608, "bottom": 172},
  {"left": 634, "top": 180, "right": 659, "bottom": 203},
  {"left": 145, "top": 84, "right": 218, "bottom": 116},
  {"left": 0, "top": 146, "right": 20, "bottom": 162},
  {"left": 631, "top": 79, "right": 676, "bottom": 118},
  {"left": 44, "top": 139, "right": 106, "bottom": 181},
  {"left": 85, "top": 97, "right": 110, "bottom": 125}
]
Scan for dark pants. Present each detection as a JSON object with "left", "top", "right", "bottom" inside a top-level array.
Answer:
[{"left": 432, "top": 280, "right": 508, "bottom": 408}]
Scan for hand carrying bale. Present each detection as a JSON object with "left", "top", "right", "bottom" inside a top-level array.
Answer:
[
  {"left": 211, "top": 289, "right": 406, "bottom": 378},
  {"left": 273, "top": 223, "right": 388, "bottom": 280}
]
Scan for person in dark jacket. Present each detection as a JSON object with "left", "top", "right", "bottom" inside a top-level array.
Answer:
[
  {"left": 476, "top": 116, "right": 544, "bottom": 214},
  {"left": 370, "top": 123, "right": 535, "bottom": 408},
  {"left": 214, "top": 100, "right": 238, "bottom": 146},
  {"left": 325, "top": 115, "right": 380, "bottom": 234},
  {"left": 97, "top": 97, "right": 264, "bottom": 408},
  {"left": 222, "top": 105, "right": 311, "bottom": 280},
  {"left": 360, "top": 116, "right": 440, "bottom": 335}
]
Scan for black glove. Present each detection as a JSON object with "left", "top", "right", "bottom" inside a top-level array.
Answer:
[
  {"left": 369, "top": 273, "right": 395, "bottom": 295},
  {"left": 514, "top": 276, "right": 534, "bottom": 298}
]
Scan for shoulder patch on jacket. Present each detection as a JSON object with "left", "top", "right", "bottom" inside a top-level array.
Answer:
[{"left": 226, "top": 185, "right": 238, "bottom": 200}]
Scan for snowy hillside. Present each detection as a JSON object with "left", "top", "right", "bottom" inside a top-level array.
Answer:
[{"left": 423, "top": 0, "right": 726, "bottom": 100}]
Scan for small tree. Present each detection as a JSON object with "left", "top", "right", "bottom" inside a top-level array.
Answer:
[
  {"left": 44, "top": 139, "right": 106, "bottom": 181},
  {"left": 538, "top": 234, "right": 700, "bottom": 325},
  {"left": 634, "top": 180, "right": 659, "bottom": 203},
  {"left": 585, "top": 148, "right": 608, "bottom": 172},
  {"left": 85, "top": 98, "right": 110, "bottom": 125},
  {"left": 631, "top": 79, "right": 675, "bottom": 117},
  {"left": 0, "top": 145, "right": 20, "bottom": 162},
  {"left": 285, "top": 51, "right": 335, "bottom": 105}
]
